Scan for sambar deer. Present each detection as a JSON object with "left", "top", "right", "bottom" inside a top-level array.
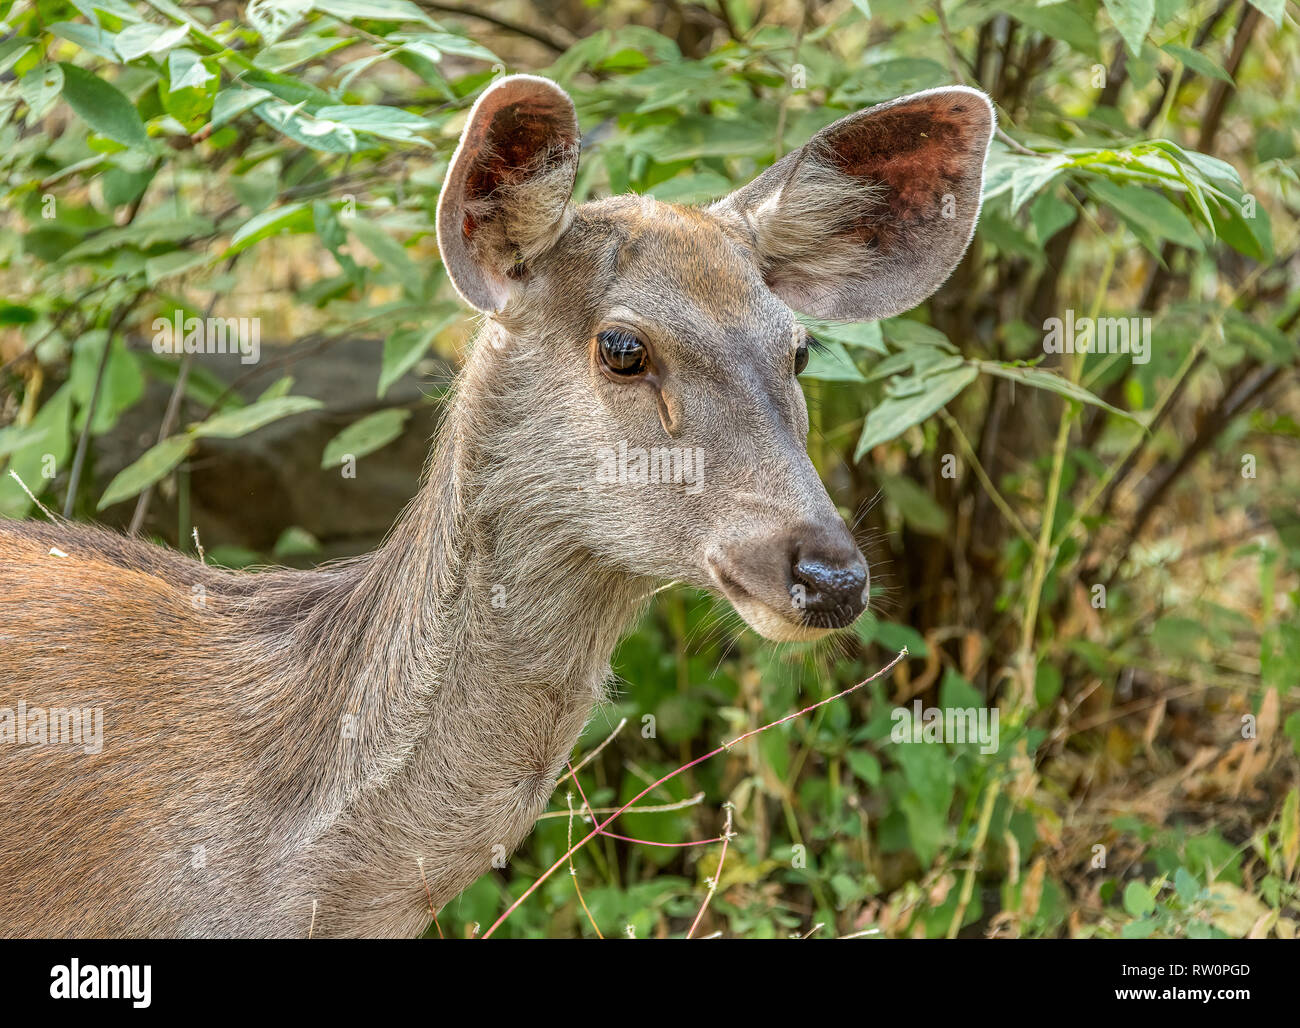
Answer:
[{"left": 0, "top": 75, "right": 992, "bottom": 937}]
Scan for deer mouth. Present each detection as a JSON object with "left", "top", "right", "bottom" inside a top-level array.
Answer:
[{"left": 707, "top": 559, "right": 835, "bottom": 643}]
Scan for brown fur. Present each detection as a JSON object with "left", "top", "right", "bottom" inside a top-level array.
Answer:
[{"left": 0, "top": 76, "right": 992, "bottom": 937}]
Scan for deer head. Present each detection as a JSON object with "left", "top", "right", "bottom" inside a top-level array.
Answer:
[{"left": 435, "top": 75, "right": 993, "bottom": 643}]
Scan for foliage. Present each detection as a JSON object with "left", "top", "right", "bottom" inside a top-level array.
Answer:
[{"left": 1, "top": 0, "right": 1297, "bottom": 938}]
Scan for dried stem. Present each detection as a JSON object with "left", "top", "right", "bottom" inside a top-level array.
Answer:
[{"left": 480, "top": 648, "right": 908, "bottom": 939}]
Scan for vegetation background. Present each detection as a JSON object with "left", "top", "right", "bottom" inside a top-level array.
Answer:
[{"left": 1, "top": 0, "right": 1297, "bottom": 938}]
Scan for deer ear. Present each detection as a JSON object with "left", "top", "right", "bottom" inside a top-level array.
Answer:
[
  {"left": 712, "top": 87, "right": 994, "bottom": 321},
  {"left": 436, "top": 74, "right": 580, "bottom": 312}
]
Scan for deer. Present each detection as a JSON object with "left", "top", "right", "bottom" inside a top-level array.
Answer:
[{"left": 0, "top": 74, "right": 993, "bottom": 937}]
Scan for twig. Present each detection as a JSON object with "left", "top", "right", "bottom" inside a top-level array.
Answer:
[
  {"left": 565, "top": 790, "right": 603, "bottom": 939},
  {"left": 772, "top": 0, "right": 811, "bottom": 160},
  {"left": 687, "top": 803, "right": 734, "bottom": 938},
  {"left": 535, "top": 792, "right": 705, "bottom": 821},
  {"left": 599, "top": 831, "right": 726, "bottom": 848},
  {"left": 933, "top": 0, "right": 1038, "bottom": 156},
  {"left": 480, "top": 648, "right": 908, "bottom": 939},
  {"left": 8, "top": 469, "right": 56, "bottom": 521},
  {"left": 411, "top": 1, "right": 574, "bottom": 54},
  {"left": 416, "top": 857, "right": 444, "bottom": 939},
  {"left": 1019, "top": 247, "right": 1116, "bottom": 680},
  {"left": 946, "top": 779, "right": 999, "bottom": 938},
  {"left": 939, "top": 409, "right": 1034, "bottom": 547},
  {"left": 553, "top": 717, "right": 627, "bottom": 788},
  {"left": 129, "top": 260, "right": 237, "bottom": 535},
  {"left": 63, "top": 303, "right": 133, "bottom": 517}
]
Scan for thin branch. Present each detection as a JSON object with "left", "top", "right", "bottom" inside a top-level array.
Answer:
[
  {"left": 412, "top": 2, "right": 574, "bottom": 54},
  {"left": 62, "top": 302, "right": 134, "bottom": 517},
  {"left": 554, "top": 717, "right": 628, "bottom": 788},
  {"left": 940, "top": 409, "right": 1034, "bottom": 547},
  {"left": 687, "top": 803, "right": 734, "bottom": 938},
  {"left": 564, "top": 789, "right": 603, "bottom": 938},
  {"left": 128, "top": 258, "right": 238, "bottom": 535},
  {"left": 480, "top": 648, "right": 908, "bottom": 939},
  {"left": 535, "top": 791, "right": 705, "bottom": 821}
]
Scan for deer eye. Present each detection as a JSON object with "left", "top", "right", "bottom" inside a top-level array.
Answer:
[
  {"left": 794, "top": 339, "right": 811, "bottom": 376},
  {"left": 597, "top": 328, "right": 649, "bottom": 377}
]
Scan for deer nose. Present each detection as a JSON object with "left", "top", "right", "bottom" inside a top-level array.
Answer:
[{"left": 790, "top": 542, "right": 868, "bottom": 624}]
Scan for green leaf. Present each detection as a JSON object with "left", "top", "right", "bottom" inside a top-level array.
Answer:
[
  {"left": 273, "top": 525, "right": 321, "bottom": 557},
  {"left": 976, "top": 362, "right": 1140, "bottom": 423},
  {"left": 1103, "top": 0, "right": 1155, "bottom": 57},
  {"left": 314, "top": 0, "right": 438, "bottom": 25},
  {"left": 805, "top": 319, "right": 886, "bottom": 354},
  {"left": 378, "top": 304, "right": 459, "bottom": 397},
  {"left": 254, "top": 101, "right": 358, "bottom": 153},
  {"left": 227, "top": 201, "right": 312, "bottom": 252},
  {"left": 855, "top": 365, "right": 977, "bottom": 459},
  {"left": 877, "top": 472, "right": 949, "bottom": 536},
  {"left": 393, "top": 31, "right": 500, "bottom": 64},
  {"left": 845, "top": 749, "right": 881, "bottom": 787},
  {"left": 1123, "top": 880, "right": 1156, "bottom": 917},
  {"left": 1086, "top": 178, "right": 1203, "bottom": 252},
  {"left": 193, "top": 396, "right": 323, "bottom": 439},
  {"left": 0, "top": 37, "right": 34, "bottom": 73},
  {"left": 321, "top": 408, "right": 412, "bottom": 468},
  {"left": 97, "top": 434, "right": 193, "bottom": 509},
  {"left": 211, "top": 87, "right": 273, "bottom": 127},
  {"left": 1029, "top": 188, "right": 1077, "bottom": 245},
  {"left": 1009, "top": 154, "right": 1071, "bottom": 215},
  {"left": 1174, "top": 867, "right": 1201, "bottom": 904},
  {"left": 253, "top": 35, "right": 355, "bottom": 73},
  {"left": 801, "top": 339, "right": 866, "bottom": 382},
  {"left": 48, "top": 23, "right": 119, "bottom": 61},
  {"left": 1002, "top": 2, "right": 1100, "bottom": 59},
  {"left": 645, "top": 171, "right": 733, "bottom": 205},
  {"left": 314, "top": 104, "right": 436, "bottom": 143},
  {"left": 114, "top": 21, "right": 190, "bottom": 62},
  {"left": 348, "top": 216, "right": 424, "bottom": 295},
  {"left": 1245, "top": 0, "right": 1284, "bottom": 27},
  {"left": 1161, "top": 44, "right": 1233, "bottom": 85},
  {"left": 69, "top": 331, "right": 144, "bottom": 435},
  {"left": 58, "top": 63, "right": 148, "bottom": 146},
  {"left": 247, "top": 0, "right": 312, "bottom": 44},
  {"left": 881, "top": 318, "right": 956, "bottom": 352},
  {"left": 167, "top": 48, "right": 214, "bottom": 91},
  {"left": 256, "top": 376, "right": 295, "bottom": 402},
  {"left": 0, "top": 425, "right": 48, "bottom": 459},
  {"left": 0, "top": 386, "right": 72, "bottom": 518},
  {"left": 20, "top": 64, "right": 64, "bottom": 121}
]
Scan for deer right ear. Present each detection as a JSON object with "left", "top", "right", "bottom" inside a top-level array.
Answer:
[
  {"left": 436, "top": 75, "right": 580, "bottom": 313},
  {"left": 711, "top": 87, "right": 994, "bottom": 322}
]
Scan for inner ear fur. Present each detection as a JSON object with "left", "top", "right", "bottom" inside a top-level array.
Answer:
[
  {"left": 436, "top": 74, "right": 580, "bottom": 312},
  {"left": 712, "top": 86, "right": 995, "bottom": 321}
]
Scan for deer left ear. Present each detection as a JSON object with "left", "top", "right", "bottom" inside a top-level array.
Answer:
[
  {"left": 436, "top": 74, "right": 580, "bottom": 313},
  {"left": 712, "top": 86, "right": 995, "bottom": 321}
]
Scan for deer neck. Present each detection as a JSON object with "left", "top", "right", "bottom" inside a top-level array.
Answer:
[{"left": 293, "top": 328, "right": 649, "bottom": 876}]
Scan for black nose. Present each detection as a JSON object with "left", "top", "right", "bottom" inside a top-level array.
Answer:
[{"left": 790, "top": 544, "right": 868, "bottom": 626}]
